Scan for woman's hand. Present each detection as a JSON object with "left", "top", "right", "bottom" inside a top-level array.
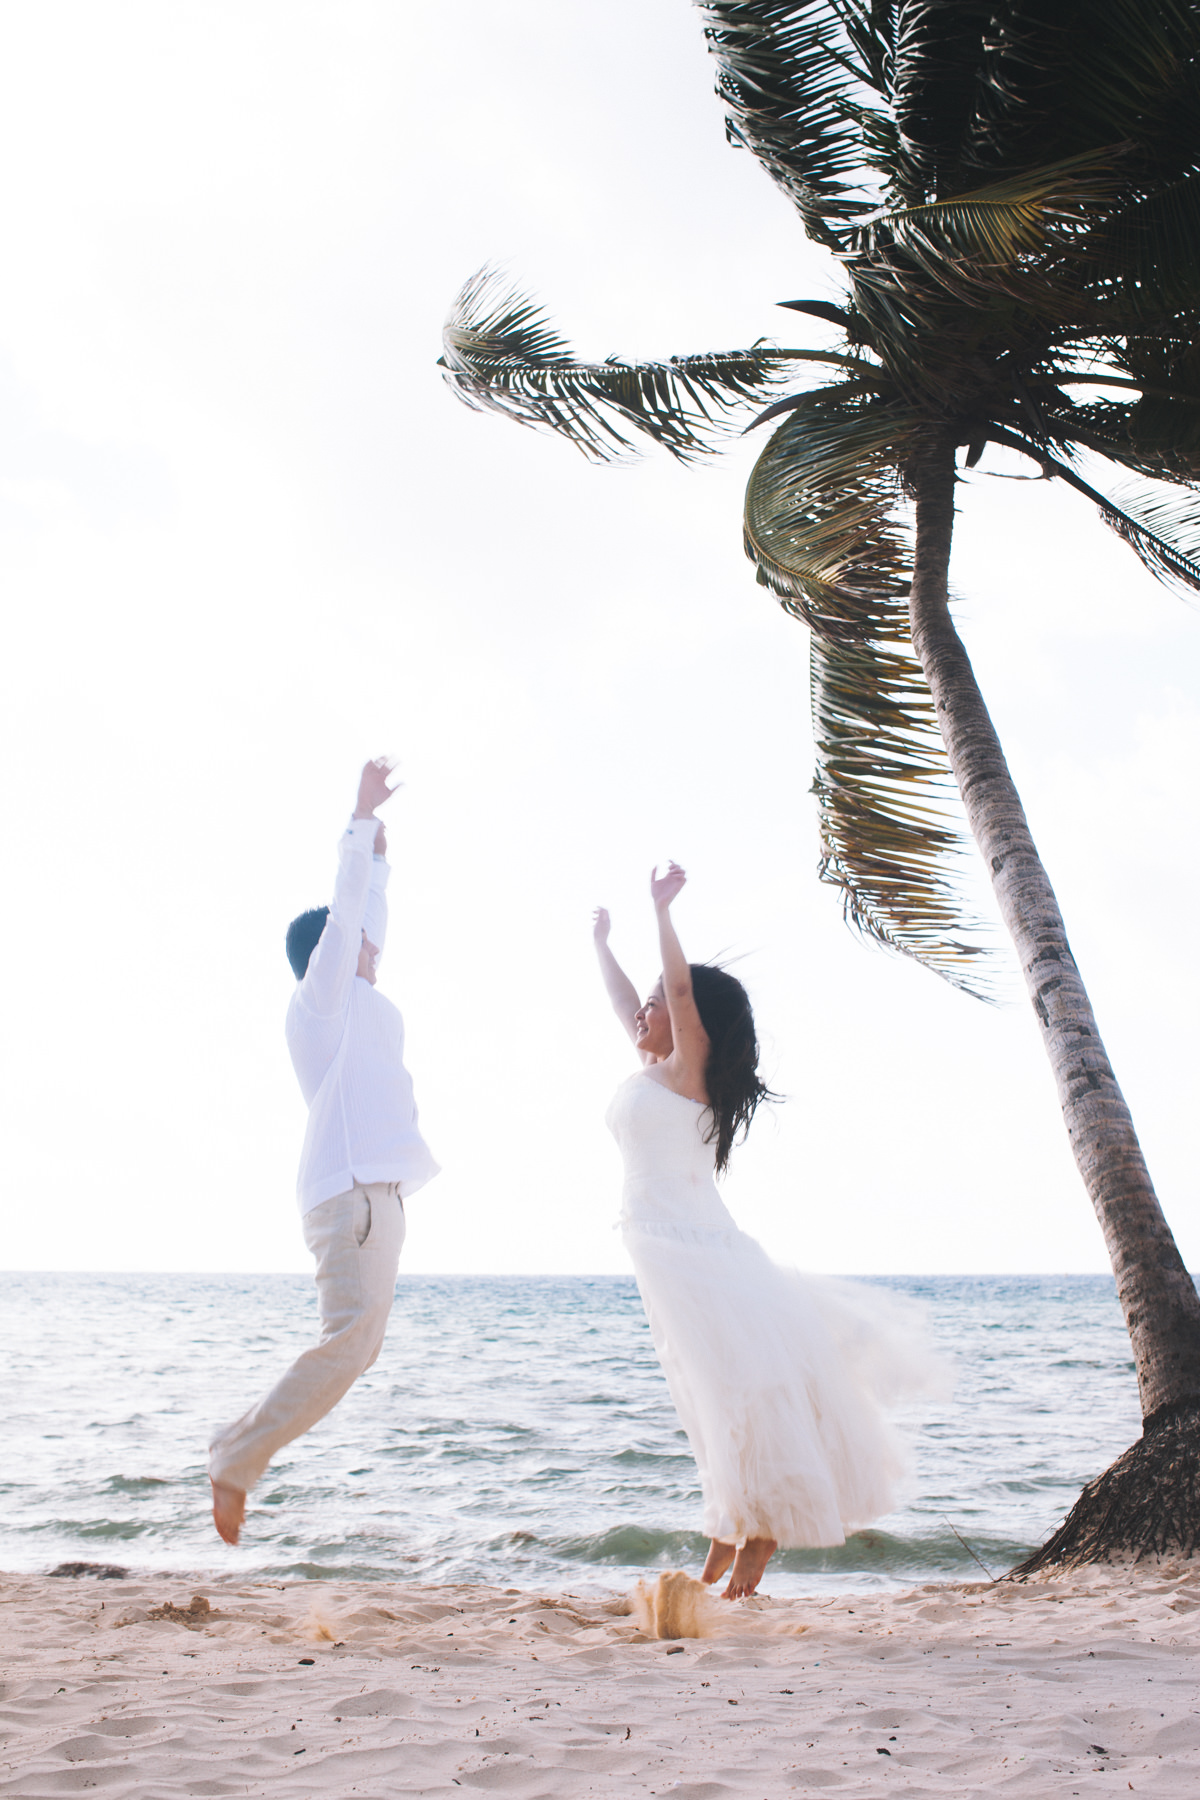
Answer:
[
  {"left": 593, "top": 906, "right": 612, "bottom": 945},
  {"left": 650, "top": 861, "right": 687, "bottom": 910}
]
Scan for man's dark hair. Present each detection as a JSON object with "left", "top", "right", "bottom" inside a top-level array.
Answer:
[{"left": 286, "top": 907, "right": 330, "bottom": 981}]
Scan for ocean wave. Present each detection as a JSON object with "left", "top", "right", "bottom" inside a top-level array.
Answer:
[
  {"left": 33, "top": 1518, "right": 156, "bottom": 1542},
  {"left": 771, "top": 1528, "right": 1035, "bottom": 1578},
  {"left": 0, "top": 1271, "right": 1140, "bottom": 1596},
  {"left": 542, "top": 1525, "right": 711, "bottom": 1566},
  {"left": 498, "top": 1522, "right": 1035, "bottom": 1582}
]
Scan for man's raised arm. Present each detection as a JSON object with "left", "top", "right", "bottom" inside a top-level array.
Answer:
[
  {"left": 362, "top": 817, "right": 389, "bottom": 967},
  {"left": 302, "top": 759, "right": 399, "bottom": 1015}
]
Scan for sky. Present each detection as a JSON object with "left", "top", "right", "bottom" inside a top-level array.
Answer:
[{"left": 1, "top": 0, "right": 1197, "bottom": 1278}]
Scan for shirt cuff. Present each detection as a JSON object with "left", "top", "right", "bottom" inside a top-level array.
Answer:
[{"left": 344, "top": 815, "right": 379, "bottom": 851}]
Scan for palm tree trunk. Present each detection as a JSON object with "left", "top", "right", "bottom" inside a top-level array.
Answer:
[{"left": 903, "top": 436, "right": 1200, "bottom": 1435}]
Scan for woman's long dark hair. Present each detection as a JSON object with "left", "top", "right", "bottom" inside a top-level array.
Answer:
[{"left": 688, "top": 963, "right": 777, "bottom": 1174}]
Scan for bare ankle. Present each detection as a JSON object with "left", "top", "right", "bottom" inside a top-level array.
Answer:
[{"left": 210, "top": 1477, "right": 246, "bottom": 1547}]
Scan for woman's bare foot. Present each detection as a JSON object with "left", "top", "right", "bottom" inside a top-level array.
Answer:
[
  {"left": 722, "top": 1536, "right": 777, "bottom": 1599},
  {"left": 700, "top": 1537, "right": 736, "bottom": 1585},
  {"left": 210, "top": 1478, "right": 246, "bottom": 1546}
]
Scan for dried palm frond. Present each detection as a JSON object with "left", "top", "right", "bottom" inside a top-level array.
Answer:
[{"left": 744, "top": 396, "right": 994, "bottom": 991}]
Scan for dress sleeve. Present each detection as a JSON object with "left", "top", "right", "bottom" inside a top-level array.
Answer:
[{"left": 300, "top": 817, "right": 378, "bottom": 1016}]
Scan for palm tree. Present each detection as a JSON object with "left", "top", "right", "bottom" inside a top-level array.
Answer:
[{"left": 440, "top": 0, "right": 1200, "bottom": 1567}]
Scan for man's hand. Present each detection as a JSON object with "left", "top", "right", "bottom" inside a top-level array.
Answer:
[
  {"left": 353, "top": 757, "right": 401, "bottom": 820},
  {"left": 593, "top": 906, "right": 611, "bottom": 946}
]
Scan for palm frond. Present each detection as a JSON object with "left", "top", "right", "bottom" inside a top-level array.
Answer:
[
  {"left": 744, "top": 396, "right": 909, "bottom": 625},
  {"left": 744, "top": 396, "right": 994, "bottom": 992},
  {"left": 837, "top": 95, "right": 907, "bottom": 191},
  {"left": 695, "top": 1, "right": 888, "bottom": 237},
  {"left": 1110, "top": 327, "right": 1200, "bottom": 394},
  {"left": 746, "top": 372, "right": 887, "bottom": 431},
  {"left": 965, "top": 0, "right": 1200, "bottom": 182},
  {"left": 828, "top": 0, "right": 895, "bottom": 97},
  {"left": 1102, "top": 337, "right": 1200, "bottom": 482},
  {"left": 1043, "top": 0, "right": 1200, "bottom": 177},
  {"left": 891, "top": 0, "right": 990, "bottom": 194},
  {"left": 990, "top": 426, "right": 1200, "bottom": 598},
  {"left": 840, "top": 256, "right": 946, "bottom": 375},
  {"left": 1038, "top": 386, "right": 1200, "bottom": 488},
  {"left": 776, "top": 297, "right": 858, "bottom": 331},
  {"left": 808, "top": 632, "right": 994, "bottom": 997},
  {"left": 1040, "top": 394, "right": 1144, "bottom": 461},
  {"left": 1085, "top": 169, "right": 1200, "bottom": 317},
  {"left": 852, "top": 150, "right": 1128, "bottom": 308},
  {"left": 1093, "top": 478, "right": 1200, "bottom": 598},
  {"left": 1124, "top": 400, "right": 1200, "bottom": 487},
  {"left": 440, "top": 269, "right": 788, "bottom": 462}
]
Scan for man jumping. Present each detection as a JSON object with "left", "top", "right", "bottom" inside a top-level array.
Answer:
[{"left": 209, "top": 757, "right": 439, "bottom": 1545}]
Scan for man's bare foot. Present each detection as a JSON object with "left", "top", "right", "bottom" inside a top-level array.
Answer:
[
  {"left": 722, "top": 1536, "right": 777, "bottom": 1599},
  {"left": 701, "top": 1537, "right": 736, "bottom": 1585},
  {"left": 210, "top": 1478, "right": 246, "bottom": 1546}
]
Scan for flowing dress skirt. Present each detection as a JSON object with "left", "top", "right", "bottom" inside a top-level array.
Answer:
[{"left": 608, "top": 1073, "right": 941, "bottom": 1547}]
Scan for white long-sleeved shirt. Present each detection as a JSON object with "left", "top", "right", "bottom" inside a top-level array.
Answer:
[{"left": 286, "top": 816, "right": 440, "bottom": 1214}]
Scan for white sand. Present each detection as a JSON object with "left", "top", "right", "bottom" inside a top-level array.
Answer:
[{"left": 3, "top": 1560, "right": 1200, "bottom": 1795}]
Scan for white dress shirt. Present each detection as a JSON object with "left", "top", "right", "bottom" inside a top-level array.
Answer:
[{"left": 286, "top": 816, "right": 440, "bottom": 1214}]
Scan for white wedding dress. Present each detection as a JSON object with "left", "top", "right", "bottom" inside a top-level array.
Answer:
[{"left": 606, "top": 1071, "right": 938, "bottom": 1548}]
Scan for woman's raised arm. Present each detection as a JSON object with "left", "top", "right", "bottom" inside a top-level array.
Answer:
[
  {"left": 651, "top": 864, "right": 710, "bottom": 1092},
  {"left": 592, "top": 908, "right": 642, "bottom": 1045}
]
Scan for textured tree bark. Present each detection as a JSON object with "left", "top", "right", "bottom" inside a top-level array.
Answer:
[
  {"left": 904, "top": 435, "right": 1200, "bottom": 1426},
  {"left": 1012, "top": 1402, "right": 1200, "bottom": 1574}
]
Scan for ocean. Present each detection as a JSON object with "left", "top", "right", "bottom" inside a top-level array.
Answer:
[{"left": 0, "top": 1272, "right": 1141, "bottom": 1597}]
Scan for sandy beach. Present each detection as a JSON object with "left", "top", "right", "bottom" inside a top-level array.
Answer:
[{"left": 3, "top": 1562, "right": 1199, "bottom": 1797}]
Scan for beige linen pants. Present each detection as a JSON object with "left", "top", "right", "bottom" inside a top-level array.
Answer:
[{"left": 208, "top": 1181, "right": 405, "bottom": 1494}]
